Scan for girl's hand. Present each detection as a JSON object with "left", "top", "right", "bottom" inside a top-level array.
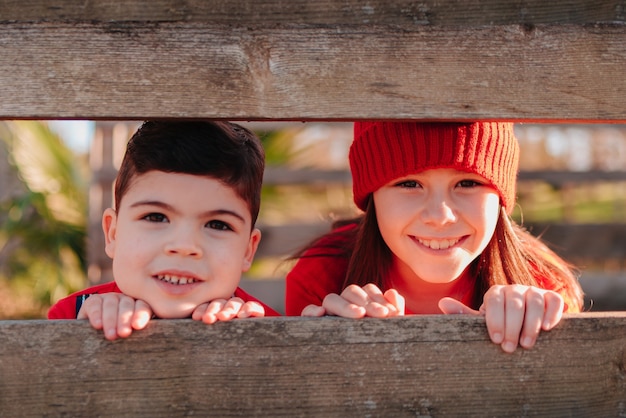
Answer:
[
  {"left": 438, "top": 284, "right": 565, "bottom": 353},
  {"left": 77, "top": 293, "right": 153, "bottom": 341},
  {"left": 301, "top": 284, "right": 404, "bottom": 318},
  {"left": 191, "top": 297, "right": 265, "bottom": 324}
]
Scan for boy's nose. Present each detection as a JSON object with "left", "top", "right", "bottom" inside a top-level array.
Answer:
[{"left": 164, "top": 228, "right": 203, "bottom": 257}]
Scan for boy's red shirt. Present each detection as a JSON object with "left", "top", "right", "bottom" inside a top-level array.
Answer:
[{"left": 48, "top": 281, "right": 281, "bottom": 319}]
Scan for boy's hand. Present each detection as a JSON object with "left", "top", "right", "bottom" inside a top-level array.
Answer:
[
  {"left": 191, "top": 297, "right": 265, "bottom": 324},
  {"left": 77, "top": 293, "right": 153, "bottom": 341},
  {"left": 438, "top": 284, "right": 565, "bottom": 353},
  {"left": 301, "top": 284, "right": 404, "bottom": 318}
]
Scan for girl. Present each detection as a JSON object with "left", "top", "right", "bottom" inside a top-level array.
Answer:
[{"left": 285, "top": 121, "right": 583, "bottom": 353}]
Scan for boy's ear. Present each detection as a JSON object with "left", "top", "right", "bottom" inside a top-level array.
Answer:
[
  {"left": 242, "top": 228, "right": 262, "bottom": 272},
  {"left": 102, "top": 208, "right": 118, "bottom": 259}
]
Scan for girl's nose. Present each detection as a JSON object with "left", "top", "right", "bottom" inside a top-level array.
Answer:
[{"left": 420, "top": 192, "right": 456, "bottom": 226}]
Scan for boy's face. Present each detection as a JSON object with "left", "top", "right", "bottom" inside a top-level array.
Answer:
[{"left": 102, "top": 170, "right": 260, "bottom": 319}]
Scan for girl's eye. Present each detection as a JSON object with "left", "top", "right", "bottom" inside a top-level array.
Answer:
[
  {"left": 206, "top": 220, "right": 232, "bottom": 231},
  {"left": 394, "top": 180, "right": 420, "bottom": 188},
  {"left": 142, "top": 213, "right": 168, "bottom": 223},
  {"left": 458, "top": 179, "right": 482, "bottom": 188}
]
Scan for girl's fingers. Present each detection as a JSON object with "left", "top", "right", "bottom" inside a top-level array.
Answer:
[
  {"left": 438, "top": 297, "right": 480, "bottom": 315},
  {"left": 383, "top": 289, "right": 405, "bottom": 316},
  {"left": 340, "top": 284, "right": 397, "bottom": 317},
  {"left": 483, "top": 285, "right": 506, "bottom": 345},
  {"left": 340, "top": 284, "right": 372, "bottom": 306},
  {"left": 499, "top": 285, "right": 527, "bottom": 353},
  {"left": 322, "top": 293, "right": 367, "bottom": 318},
  {"left": 301, "top": 304, "right": 326, "bottom": 317},
  {"left": 518, "top": 288, "right": 545, "bottom": 349},
  {"left": 483, "top": 285, "right": 565, "bottom": 353},
  {"left": 542, "top": 291, "right": 565, "bottom": 330}
]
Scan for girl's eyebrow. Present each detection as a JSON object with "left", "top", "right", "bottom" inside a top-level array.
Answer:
[{"left": 129, "top": 200, "right": 247, "bottom": 223}]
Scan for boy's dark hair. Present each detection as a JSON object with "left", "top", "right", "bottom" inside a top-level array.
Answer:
[{"left": 114, "top": 121, "right": 265, "bottom": 225}]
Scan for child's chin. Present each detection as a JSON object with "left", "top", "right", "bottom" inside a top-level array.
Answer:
[{"left": 152, "top": 306, "right": 194, "bottom": 319}]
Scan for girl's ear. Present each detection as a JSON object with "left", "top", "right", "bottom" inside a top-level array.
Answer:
[
  {"left": 102, "top": 208, "right": 118, "bottom": 259},
  {"left": 242, "top": 228, "right": 262, "bottom": 272}
]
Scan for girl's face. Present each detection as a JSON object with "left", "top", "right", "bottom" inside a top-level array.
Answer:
[
  {"left": 102, "top": 171, "right": 260, "bottom": 319},
  {"left": 373, "top": 168, "right": 500, "bottom": 285}
]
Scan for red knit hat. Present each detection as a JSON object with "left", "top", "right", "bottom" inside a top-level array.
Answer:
[{"left": 349, "top": 121, "right": 520, "bottom": 213}]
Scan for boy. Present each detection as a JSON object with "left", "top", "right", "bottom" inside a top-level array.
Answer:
[{"left": 48, "top": 121, "right": 280, "bottom": 339}]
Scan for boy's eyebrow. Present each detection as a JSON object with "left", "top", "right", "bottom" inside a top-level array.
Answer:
[{"left": 130, "top": 200, "right": 247, "bottom": 223}]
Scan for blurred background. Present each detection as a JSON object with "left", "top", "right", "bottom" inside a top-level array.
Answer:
[{"left": 1, "top": 121, "right": 626, "bottom": 318}]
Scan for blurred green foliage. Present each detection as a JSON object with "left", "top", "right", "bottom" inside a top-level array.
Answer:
[{"left": 0, "top": 121, "right": 89, "bottom": 317}]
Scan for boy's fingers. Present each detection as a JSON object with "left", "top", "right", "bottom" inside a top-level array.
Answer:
[
  {"left": 77, "top": 294, "right": 103, "bottom": 327},
  {"left": 131, "top": 299, "right": 153, "bottom": 329},
  {"left": 236, "top": 301, "right": 265, "bottom": 318},
  {"left": 112, "top": 295, "right": 136, "bottom": 339},
  {"left": 216, "top": 298, "right": 244, "bottom": 321},
  {"left": 191, "top": 303, "right": 209, "bottom": 320},
  {"left": 201, "top": 299, "right": 227, "bottom": 324}
]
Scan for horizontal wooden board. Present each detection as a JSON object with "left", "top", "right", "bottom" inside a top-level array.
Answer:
[
  {"left": 1, "top": 0, "right": 624, "bottom": 25},
  {"left": 0, "top": 17, "right": 623, "bottom": 120},
  {"left": 1, "top": 314, "right": 625, "bottom": 417}
]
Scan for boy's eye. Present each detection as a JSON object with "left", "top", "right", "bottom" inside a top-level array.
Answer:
[
  {"left": 394, "top": 180, "right": 420, "bottom": 188},
  {"left": 142, "top": 213, "right": 168, "bottom": 223},
  {"left": 206, "top": 220, "right": 232, "bottom": 231}
]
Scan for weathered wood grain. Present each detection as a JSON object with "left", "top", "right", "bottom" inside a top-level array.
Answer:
[
  {"left": 0, "top": 1, "right": 623, "bottom": 120},
  {"left": 0, "top": 0, "right": 623, "bottom": 25},
  {"left": 0, "top": 314, "right": 625, "bottom": 417}
]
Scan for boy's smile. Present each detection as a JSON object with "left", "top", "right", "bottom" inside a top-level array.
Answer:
[{"left": 102, "top": 170, "right": 261, "bottom": 318}]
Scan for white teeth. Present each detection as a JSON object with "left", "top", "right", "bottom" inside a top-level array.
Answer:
[
  {"left": 417, "top": 238, "right": 459, "bottom": 250},
  {"left": 157, "top": 274, "right": 198, "bottom": 285}
]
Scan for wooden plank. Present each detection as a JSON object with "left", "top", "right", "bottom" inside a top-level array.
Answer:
[
  {"left": 1, "top": 0, "right": 623, "bottom": 25},
  {"left": 0, "top": 4, "right": 623, "bottom": 120},
  {"left": 1, "top": 315, "right": 625, "bottom": 417}
]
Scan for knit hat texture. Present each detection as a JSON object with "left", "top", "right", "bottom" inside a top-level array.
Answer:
[{"left": 349, "top": 121, "right": 520, "bottom": 213}]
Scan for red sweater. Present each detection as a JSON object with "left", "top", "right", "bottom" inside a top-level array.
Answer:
[
  {"left": 48, "top": 281, "right": 280, "bottom": 319},
  {"left": 285, "top": 223, "right": 575, "bottom": 316},
  {"left": 285, "top": 224, "right": 353, "bottom": 316}
]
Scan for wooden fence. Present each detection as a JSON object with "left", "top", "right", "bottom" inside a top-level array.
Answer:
[{"left": 1, "top": 0, "right": 625, "bottom": 416}]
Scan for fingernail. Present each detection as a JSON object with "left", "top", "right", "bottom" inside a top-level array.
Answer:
[
  {"left": 492, "top": 332, "right": 503, "bottom": 343},
  {"left": 522, "top": 337, "right": 534, "bottom": 348},
  {"left": 502, "top": 342, "right": 516, "bottom": 353}
]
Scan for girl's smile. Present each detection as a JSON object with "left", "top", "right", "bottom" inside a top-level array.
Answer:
[
  {"left": 374, "top": 168, "right": 500, "bottom": 286},
  {"left": 411, "top": 235, "right": 464, "bottom": 251}
]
